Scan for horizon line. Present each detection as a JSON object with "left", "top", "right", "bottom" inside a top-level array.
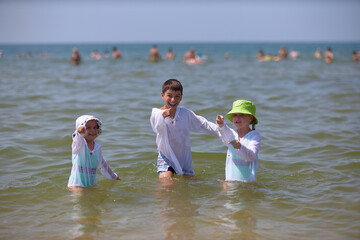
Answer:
[{"left": 1, "top": 40, "right": 360, "bottom": 45}]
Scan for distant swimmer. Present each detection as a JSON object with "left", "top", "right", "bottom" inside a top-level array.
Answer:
[
  {"left": 256, "top": 50, "right": 265, "bottom": 61},
  {"left": 314, "top": 48, "right": 322, "bottom": 58},
  {"left": 149, "top": 45, "right": 160, "bottom": 62},
  {"left": 224, "top": 52, "right": 229, "bottom": 60},
  {"left": 183, "top": 48, "right": 196, "bottom": 63},
  {"left": 183, "top": 48, "right": 204, "bottom": 65},
  {"left": 112, "top": 47, "right": 122, "bottom": 59},
  {"left": 41, "top": 51, "right": 48, "bottom": 57},
  {"left": 70, "top": 48, "right": 81, "bottom": 66},
  {"left": 289, "top": 50, "right": 300, "bottom": 60},
  {"left": 278, "top": 46, "right": 288, "bottom": 60},
  {"left": 91, "top": 50, "right": 101, "bottom": 60},
  {"left": 325, "top": 47, "right": 334, "bottom": 64},
  {"left": 264, "top": 54, "right": 274, "bottom": 62},
  {"left": 352, "top": 51, "right": 359, "bottom": 63},
  {"left": 196, "top": 53, "right": 208, "bottom": 60},
  {"left": 165, "top": 48, "right": 175, "bottom": 60}
]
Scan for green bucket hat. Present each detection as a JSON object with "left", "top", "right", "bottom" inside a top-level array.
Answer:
[{"left": 225, "top": 100, "right": 258, "bottom": 124}]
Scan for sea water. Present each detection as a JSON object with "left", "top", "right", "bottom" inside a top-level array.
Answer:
[{"left": 0, "top": 42, "right": 359, "bottom": 239}]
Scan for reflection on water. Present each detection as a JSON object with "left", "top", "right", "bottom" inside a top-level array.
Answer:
[
  {"left": 69, "top": 188, "right": 105, "bottom": 240},
  {"left": 220, "top": 182, "right": 260, "bottom": 240},
  {"left": 155, "top": 179, "right": 263, "bottom": 239},
  {"left": 156, "top": 180, "right": 199, "bottom": 239}
]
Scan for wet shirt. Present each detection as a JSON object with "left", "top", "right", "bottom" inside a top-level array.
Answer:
[
  {"left": 68, "top": 133, "right": 118, "bottom": 187},
  {"left": 218, "top": 124, "right": 261, "bottom": 181},
  {"left": 150, "top": 107, "right": 219, "bottom": 175}
]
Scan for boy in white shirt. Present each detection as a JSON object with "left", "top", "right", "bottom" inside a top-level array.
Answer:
[{"left": 150, "top": 79, "right": 219, "bottom": 181}]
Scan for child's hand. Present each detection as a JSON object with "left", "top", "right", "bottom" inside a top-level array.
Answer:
[
  {"left": 162, "top": 108, "right": 171, "bottom": 118},
  {"left": 216, "top": 115, "right": 224, "bottom": 127},
  {"left": 77, "top": 126, "right": 85, "bottom": 134},
  {"left": 162, "top": 107, "right": 176, "bottom": 119},
  {"left": 229, "top": 140, "right": 241, "bottom": 149}
]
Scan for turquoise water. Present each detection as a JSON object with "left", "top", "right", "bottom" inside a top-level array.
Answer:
[{"left": 0, "top": 42, "right": 359, "bottom": 239}]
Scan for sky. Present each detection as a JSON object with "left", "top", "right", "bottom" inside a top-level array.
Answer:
[{"left": 0, "top": 0, "right": 359, "bottom": 44}]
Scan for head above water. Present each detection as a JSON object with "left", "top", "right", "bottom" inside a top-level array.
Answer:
[
  {"left": 75, "top": 115, "right": 102, "bottom": 135},
  {"left": 225, "top": 100, "right": 258, "bottom": 125},
  {"left": 162, "top": 79, "right": 183, "bottom": 95}
]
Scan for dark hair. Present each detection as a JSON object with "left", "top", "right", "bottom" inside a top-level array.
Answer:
[{"left": 162, "top": 79, "right": 183, "bottom": 95}]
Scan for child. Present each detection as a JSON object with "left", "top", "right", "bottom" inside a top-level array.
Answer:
[
  {"left": 150, "top": 79, "right": 219, "bottom": 180},
  {"left": 216, "top": 100, "right": 261, "bottom": 182},
  {"left": 68, "top": 115, "right": 120, "bottom": 189}
]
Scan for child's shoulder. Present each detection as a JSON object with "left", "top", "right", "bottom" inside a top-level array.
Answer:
[
  {"left": 94, "top": 141, "right": 102, "bottom": 150},
  {"left": 177, "top": 107, "right": 196, "bottom": 118},
  {"left": 178, "top": 106, "right": 193, "bottom": 114},
  {"left": 248, "top": 130, "right": 261, "bottom": 139}
]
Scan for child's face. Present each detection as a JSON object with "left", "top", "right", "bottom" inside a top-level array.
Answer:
[
  {"left": 84, "top": 120, "right": 99, "bottom": 142},
  {"left": 161, "top": 89, "right": 182, "bottom": 109},
  {"left": 232, "top": 113, "right": 254, "bottom": 129}
]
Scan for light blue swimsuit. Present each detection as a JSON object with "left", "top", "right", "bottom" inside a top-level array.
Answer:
[{"left": 68, "top": 133, "right": 118, "bottom": 187}]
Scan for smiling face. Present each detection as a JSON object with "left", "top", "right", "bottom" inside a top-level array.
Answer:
[
  {"left": 161, "top": 89, "right": 183, "bottom": 109},
  {"left": 84, "top": 120, "right": 99, "bottom": 143},
  {"left": 232, "top": 113, "right": 254, "bottom": 129}
]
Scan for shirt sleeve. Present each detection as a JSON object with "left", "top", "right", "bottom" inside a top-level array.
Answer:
[
  {"left": 98, "top": 148, "right": 119, "bottom": 180},
  {"left": 236, "top": 131, "right": 261, "bottom": 162},
  {"left": 217, "top": 123, "right": 236, "bottom": 146},
  {"left": 72, "top": 131, "right": 85, "bottom": 154},
  {"left": 150, "top": 108, "right": 166, "bottom": 134},
  {"left": 188, "top": 110, "right": 220, "bottom": 137}
]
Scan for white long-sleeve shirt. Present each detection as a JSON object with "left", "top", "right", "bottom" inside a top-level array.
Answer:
[
  {"left": 150, "top": 107, "right": 219, "bottom": 175},
  {"left": 218, "top": 123, "right": 261, "bottom": 181},
  {"left": 68, "top": 132, "right": 118, "bottom": 187}
]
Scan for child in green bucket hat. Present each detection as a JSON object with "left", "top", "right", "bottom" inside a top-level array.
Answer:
[{"left": 216, "top": 100, "right": 261, "bottom": 182}]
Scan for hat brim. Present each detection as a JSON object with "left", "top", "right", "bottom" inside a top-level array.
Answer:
[{"left": 225, "top": 110, "right": 258, "bottom": 125}]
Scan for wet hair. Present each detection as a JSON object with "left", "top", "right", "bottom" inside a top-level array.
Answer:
[{"left": 162, "top": 79, "right": 183, "bottom": 95}]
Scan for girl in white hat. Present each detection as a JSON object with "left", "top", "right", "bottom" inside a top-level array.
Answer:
[
  {"left": 68, "top": 115, "right": 120, "bottom": 189},
  {"left": 216, "top": 100, "right": 261, "bottom": 182}
]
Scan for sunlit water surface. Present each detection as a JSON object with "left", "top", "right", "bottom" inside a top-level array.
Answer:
[{"left": 0, "top": 43, "right": 359, "bottom": 239}]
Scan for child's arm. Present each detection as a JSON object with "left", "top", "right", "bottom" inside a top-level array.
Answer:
[
  {"left": 71, "top": 126, "right": 85, "bottom": 154},
  {"left": 98, "top": 149, "right": 120, "bottom": 180},
  {"left": 150, "top": 108, "right": 170, "bottom": 134},
  {"left": 189, "top": 110, "right": 219, "bottom": 137},
  {"left": 216, "top": 115, "right": 236, "bottom": 145}
]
